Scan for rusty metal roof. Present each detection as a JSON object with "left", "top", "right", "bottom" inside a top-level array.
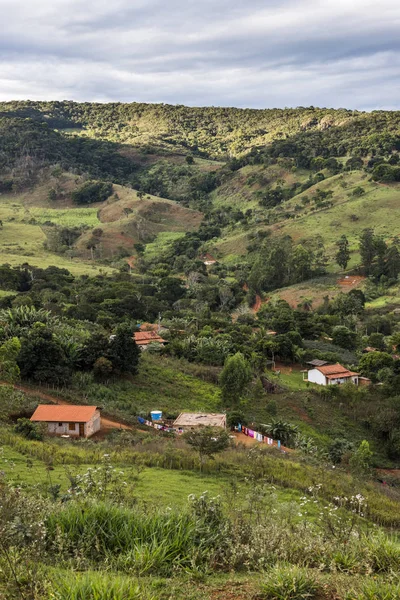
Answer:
[{"left": 173, "top": 413, "right": 226, "bottom": 428}]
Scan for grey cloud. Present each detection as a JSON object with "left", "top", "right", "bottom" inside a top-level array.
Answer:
[{"left": 0, "top": 0, "right": 399, "bottom": 109}]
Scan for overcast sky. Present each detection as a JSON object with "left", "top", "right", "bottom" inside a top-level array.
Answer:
[{"left": 1, "top": 0, "right": 399, "bottom": 109}]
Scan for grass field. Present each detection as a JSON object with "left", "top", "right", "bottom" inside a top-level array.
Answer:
[
  {"left": 0, "top": 196, "right": 113, "bottom": 275},
  {"left": 211, "top": 163, "right": 311, "bottom": 210},
  {"left": 280, "top": 177, "right": 400, "bottom": 256},
  {"left": 144, "top": 231, "right": 186, "bottom": 260},
  {"left": 30, "top": 206, "right": 100, "bottom": 227},
  {"left": 213, "top": 172, "right": 400, "bottom": 269},
  {"left": 0, "top": 438, "right": 320, "bottom": 513}
]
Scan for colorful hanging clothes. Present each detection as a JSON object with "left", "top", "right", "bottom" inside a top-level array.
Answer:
[
  {"left": 248, "top": 429, "right": 255, "bottom": 438},
  {"left": 137, "top": 417, "right": 145, "bottom": 424},
  {"left": 238, "top": 424, "right": 242, "bottom": 432},
  {"left": 267, "top": 438, "right": 273, "bottom": 445}
]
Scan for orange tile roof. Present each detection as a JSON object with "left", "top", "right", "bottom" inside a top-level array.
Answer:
[
  {"left": 31, "top": 405, "right": 99, "bottom": 423},
  {"left": 134, "top": 331, "right": 166, "bottom": 345},
  {"left": 316, "top": 363, "right": 352, "bottom": 375},
  {"left": 325, "top": 371, "right": 359, "bottom": 380}
]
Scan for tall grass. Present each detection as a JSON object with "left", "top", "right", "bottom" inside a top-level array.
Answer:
[
  {"left": 46, "top": 502, "right": 199, "bottom": 575},
  {"left": 2, "top": 426, "right": 400, "bottom": 527},
  {"left": 52, "top": 571, "right": 156, "bottom": 600},
  {"left": 258, "top": 564, "right": 321, "bottom": 599}
]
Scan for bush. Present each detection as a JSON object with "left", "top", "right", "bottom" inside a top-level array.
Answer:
[
  {"left": 72, "top": 181, "right": 113, "bottom": 205},
  {"left": 259, "top": 564, "right": 321, "bottom": 599},
  {"left": 14, "top": 418, "right": 44, "bottom": 440}
]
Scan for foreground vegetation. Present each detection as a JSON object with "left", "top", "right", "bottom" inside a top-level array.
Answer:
[{"left": 1, "top": 424, "right": 400, "bottom": 599}]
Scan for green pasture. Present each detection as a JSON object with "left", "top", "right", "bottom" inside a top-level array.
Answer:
[
  {"left": 144, "top": 231, "right": 186, "bottom": 260},
  {"left": 0, "top": 442, "right": 314, "bottom": 513},
  {"left": 30, "top": 206, "right": 100, "bottom": 227},
  {"left": 0, "top": 214, "right": 113, "bottom": 276},
  {"left": 279, "top": 178, "right": 400, "bottom": 252}
]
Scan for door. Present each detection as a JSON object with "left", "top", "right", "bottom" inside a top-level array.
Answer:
[{"left": 79, "top": 423, "right": 85, "bottom": 437}]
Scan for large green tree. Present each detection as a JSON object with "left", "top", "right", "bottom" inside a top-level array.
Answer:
[
  {"left": 0, "top": 337, "right": 21, "bottom": 383},
  {"left": 219, "top": 352, "right": 252, "bottom": 404},
  {"left": 336, "top": 235, "right": 350, "bottom": 270},
  {"left": 108, "top": 324, "right": 140, "bottom": 375},
  {"left": 385, "top": 244, "right": 400, "bottom": 279},
  {"left": 18, "top": 326, "right": 71, "bottom": 384},
  {"left": 359, "top": 229, "right": 376, "bottom": 274}
]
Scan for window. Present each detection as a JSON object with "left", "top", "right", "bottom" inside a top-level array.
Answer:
[
  {"left": 58, "top": 423, "right": 63, "bottom": 427},
  {"left": 68, "top": 423, "right": 75, "bottom": 431}
]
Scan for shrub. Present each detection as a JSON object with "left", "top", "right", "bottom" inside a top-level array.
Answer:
[
  {"left": 258, "top": 564, "right": 321, "bottom": 599},
  {"left": 72, "top": 181, "right": 113, "bottom": 205},
  {"left": 14, "top": 418, "right": 44, "bottom": 440}
]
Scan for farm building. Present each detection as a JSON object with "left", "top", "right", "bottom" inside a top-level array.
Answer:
[
  {"left": 173, "top": 413, "right": 226, "bottom": 431},
  {"left": 306, "top": 363, "right": 359, "bottom": 386},
  {"left": 134, "top": 331, "right": 167, "bottom": 349},
  {"left": 30, "top": 405, "right": 101, "bottom": 438},
  {"left": 201, "top": 253, "right": 217, "bottom": 266},
  {"left": 306, "top": 359, "right": 329, "bottom": 368}
]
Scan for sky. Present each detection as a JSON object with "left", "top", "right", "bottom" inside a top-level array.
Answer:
[{"left": 0, "top": 0, "right": 400, "bottom": 109}]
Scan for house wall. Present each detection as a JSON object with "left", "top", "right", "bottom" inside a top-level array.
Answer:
[
  {"left": 46, "top": 412, "right": 101, "bottom": 438},
  {"left": 307, "top": 369, "right": 327, "bottom": 386},
  {"left": 85, "top": 411, "right": 101, "bottom": 437},
  {"left": 328, "top": 376, "right": 358, "bottom": 385},
  {"left": 47, "top": 422, "right": 80, "bottom": 436},
  {"left": 138, "top": 342, "right": 164, "bottom": 352}
]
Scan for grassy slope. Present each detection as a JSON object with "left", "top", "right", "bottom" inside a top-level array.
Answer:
[
  {"left": 25, "top": 354, "right": 221, "bottom": 422},
  {"left": 0, "top": 442, "right": 308, "bottom": 510},
  {"left": 211, "top": 163, "right": 310, "bottom": 210},
  {"left": 0, "top": 174, "right": 203, "bottom": 270},
  {"left": 214, "top": 169, "right": 400, "bottom": 263},
  {"left": 14, "top": 352, "right": 394, "bottom": 467}
]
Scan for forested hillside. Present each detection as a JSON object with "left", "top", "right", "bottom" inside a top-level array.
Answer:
[{"left": 1, "top": 102, "right": 400, "bottom": 599}]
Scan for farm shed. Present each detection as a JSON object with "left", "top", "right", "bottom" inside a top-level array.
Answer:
[
  {"left": 173, "top": 413, "right": 226, "bottom": 431},
  {"left": 30, "top": 405, "right": 101, "bottom": 438},
  {"left": 306, "top": 363, "right": 359, "bottom": 386}
]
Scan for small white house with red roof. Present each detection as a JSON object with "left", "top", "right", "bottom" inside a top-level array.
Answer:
[
  {"left": 307, "top": 363, "right": 359, "bottom": 386},
  {"left": 30, "top": 405, "right": 101, "bottom": 437}
]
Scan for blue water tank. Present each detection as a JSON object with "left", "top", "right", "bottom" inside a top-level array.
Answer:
[{"left": 151, "top": 410, "right": 162, "bottom": 421}]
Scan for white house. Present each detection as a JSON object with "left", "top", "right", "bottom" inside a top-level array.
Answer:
[
  {"left": 306, "top": 363, "right": 359, "bottom": 386},
  {"left": 30, "top": 405, "right": 101, "bottom": 438}
]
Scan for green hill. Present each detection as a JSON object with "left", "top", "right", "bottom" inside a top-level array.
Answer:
[{"left": 1, "top": 101, "right": 400, "bottom": 600}]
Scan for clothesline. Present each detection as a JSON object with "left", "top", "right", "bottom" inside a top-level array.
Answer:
[
  {"left": 137, "top": 416, "right": 282, "bottom": 448},
  {"left": 137, "top": 416, "right": 178, "bottom": 433},
  {"left": 239, "top": 424, "right": 282, "bottom": 448}
]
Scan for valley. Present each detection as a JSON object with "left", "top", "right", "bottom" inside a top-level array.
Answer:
[{"left": 0, "top": 101, "right": 400, "bottom": 600}]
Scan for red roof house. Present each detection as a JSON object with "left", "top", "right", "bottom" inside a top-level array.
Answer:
[
  {"left": 134, "top": 331, "right": 167, "bottom": 349},
  {"left": 30, "top": 405, "right": 101, "bottom": 438},
  {"left": 307, "top": 363, "right": 359, "bottom": 386}
]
